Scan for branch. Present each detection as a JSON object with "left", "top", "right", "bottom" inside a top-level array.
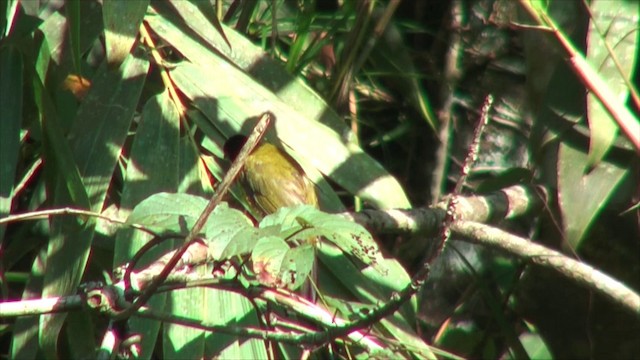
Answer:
[
  {"left": 342, "top": 184, "right": 549, "bottom": 235},
  {"left": 0, "top": 294, "right": 82, "bottom": 317},
  {"left": 3, "top": 183, "right": 637, "bottom": 322},
  {"left": 452, "top": 220, "right": 640, "bottom": 316},
  {"left": 342, "top": 184, "right": 639, "bottom": 316}
]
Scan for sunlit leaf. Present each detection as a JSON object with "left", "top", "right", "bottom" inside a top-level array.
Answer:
[
  {"left": 102, "top": 0, "right": 149, "bottom": 67},
  {"left": 126, "top": 192, "right": 208, "bottom": 235},
  {"left": 251, "top": 235, "right": 314, "bottom": 290},
  {"left": 251, "top": 235, "right": 290, "bottom": 287},
  {"left": 40, "top": 52, "right": 148, "bottom": 357},
  {"left": 146, "top": 4, "right": 411, "bottom": 210},
  {"left": 261, "top": 205, "right": 389, "bottom": 275},
  {"left": 113, "top": 89, "right": 180, "bottom": 357},
  {"left": 163, "top": 287, "right": 206, "bottom": 359},
  {"left": 205, "top": 206, "right": 258, "bottom": 259}
]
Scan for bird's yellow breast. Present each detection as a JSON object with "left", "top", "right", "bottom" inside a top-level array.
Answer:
[{"left": 242, "top": 143, "right": 318, "bottom": 216}]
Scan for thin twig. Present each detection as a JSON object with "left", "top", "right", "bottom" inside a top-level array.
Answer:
[
  {"left": 429, "top": 95, "right": 493, "bottom": 263},
  {"left": 0, "top": 207, "right": 125, "bottom": 226}
]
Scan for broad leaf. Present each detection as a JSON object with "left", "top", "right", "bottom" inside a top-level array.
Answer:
[
  {"left": 261, "top": 206, "right": 389, "bottom": 275},
  {"left": 585, "top": 0, "right": 639, "bottom": 166},
  {"left": 102, "top": 0, "right": 149, "bottom": 67},
  {"left": 558, "top": 141, "right": 629, "bottom": 248},
  {"left": 126, "top": 192, "right": 208, "bottom": 235},
  {"left": 251, "top": 236, "right": 314, "bottom": 290}
]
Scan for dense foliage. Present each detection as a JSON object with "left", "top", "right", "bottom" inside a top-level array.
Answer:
[{"left": 1, "top": 0, "right": 638, "bottom": 359}]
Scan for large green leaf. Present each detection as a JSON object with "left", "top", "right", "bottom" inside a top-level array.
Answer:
[
  {"left": 202, "top": 290, "right": 266, "bottom": 359},
  {"left": 163, "top": 118, "right": 208, "bottom": 360},
  {"left": 145, "top": 4, "right": 411, "bottom": 210},
  {"left": 65, "top": 0, "right": 81, "bottom": 72},
  {"left": 162, "top": 0, "right": 346, "bottom": 133},
  {"left": 40, "top": 52, "right": 148, "bottom": 358},
  {"left": 126, "top": 192, "right": 274, "bottom": 359},
  {"left": 126, "top": 192, "right": 208, "bottom": 235},
  {"left": 558, "top": 141, "right": 630, "bottom": 248},
  {"left": 0, "top": 46, "right": 22, "bottom": 242},
  {"left": 113, "top": 90, "right": 180, "bottom": 358},
  {"left": 585, "top": 0, "right": 639, "bottom": 166},
  {"left": 206, "top": 212, "right": 260, "bottom": 260},
  {"left": 163, "top": 286, "right": 206, "bottom": 360},
  {"left": 251, "top": 235, "right": 314, "bottom": 290},
  {"left": 10, "top": 250, "right": 46, "bottom": 360},
  {"left": 260, "top": 205, "right": 389, "bottom": 275},
  {"left": 1, "top": 0, "right": 20, "bottom": 39},
  {"left": 102, "top": 0, "right": 149, "bottom": 67}
]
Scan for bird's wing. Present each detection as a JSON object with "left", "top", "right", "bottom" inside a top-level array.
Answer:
[{"left": 243, "top": 146, "right": 318, "bottom": 215}]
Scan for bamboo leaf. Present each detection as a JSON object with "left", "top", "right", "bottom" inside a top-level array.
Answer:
[
  {"left": 40, "top": 53, "right": 149, "bottom": 357},
  {"left": 0, "top": 46, "right": 22, "bottom": 241},
  {"left": 102, "top": 0, "right": 150, "bottom": 67}
]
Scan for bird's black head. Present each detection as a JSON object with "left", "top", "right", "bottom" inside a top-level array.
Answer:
[{"left": 223, "top": 135, "right": 249, "bottom": 161}]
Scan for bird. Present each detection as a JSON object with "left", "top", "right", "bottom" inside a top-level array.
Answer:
[
  {"left": 223, "top": 135, "right": 318, "bottom": 217},
  {"left": 223, "top": 134, "right": 319, "bottom": 300}
]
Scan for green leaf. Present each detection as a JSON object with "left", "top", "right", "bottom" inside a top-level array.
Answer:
[
  {"left": 558, "top": 141, "right": 630, "bottom": 248},
  {"left": 1, "top": 0, "right": 20, "bottom": 39},
  {"left": 169, "top": 0, "right": 231, "bottom": 50},
  {"left": 251, "top": 235, "right": 290, "bottom": 287},
  {"left": 146, "top": 3, "right": 411, "bottom": 210},
  {"left": 113, "top": 90, "right": 180, "bottom": 358},
  {"left": 102, "top": 0, "right": 150, "bottom": 67},
  {"left": 202, "top": 290, "right": 267, "bottom": 359},
  {"left": 158, "top": 0, "right": 346, "bottom": 133},
  {"left": 40, "top": 52, "right": 149, "bottom": 357},
  {"left": 317, "top": 243, "right": 430, "bottom": 357},
  {"left": 126, "top": 192, "right": 208, "bottom": 235},
  {"left": 10, "top": 250, "right": 46, "bottom": 360},
  {"left": 163, "top": 287, "right": 205, "bottom": 359},
  {"left": 69, "top": 54, "right": 149, "bottom": 210},
  {"left": 0, "top": 46, "right": 22, "bottom": 242},
  {"left": 520, "top": 332, "right": 553, "bottom": 360},
  {"left": 585, "top": 0, "right": 639, "bottom": 166},
  {"left": 260, "top": 207, "right": 426, "bottom": 355},
  {"left": 251, "top": 235, "right": 315, "bottom": 290},
  {"left": 30, "top": 54, "right": 91, "bottom": 211},
  {"left": 65, "top": 0, "right": 81, "bottom": 72},
  {"left": 65, "top": 311, "right": 96, "bottom": 359},
  {"left": 116, "top": 91, "right": 182, "bottom": 218},
  {"left": 205, "top": 204, "right": 257, "bottom": 259},
  {"left": 211, "top": 226, "right": 262, "bottom": 260},
  {"left": 139, "top": 194, "right": 266, "bottom": 360},
  {"left": 278, "top": 243, "right": 315, "bottom": 290},
  {"left": 177, "top": 124, "right": 209, "bottom": 196},
  {"left": 261, "top": 205, "right": 389, "bottom": 275},
  {"left": 128, "top": 191, "right": 260, "bottom": 259},
  {"left": 164, "top": 111, "right": 210, "bottom": 360}
]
